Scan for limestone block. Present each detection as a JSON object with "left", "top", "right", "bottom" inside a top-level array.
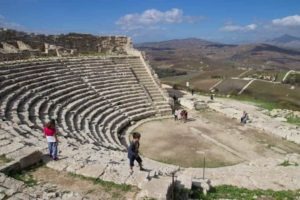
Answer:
[
  {"left": 274, "top": 117, "right": 287, "bottom": 122},
  {"left": 192, "top": 178, "right": 211, "bottom": 196},
  {"left": 178, "top": 97, "right": 194, "bottom": 110},
  {"left": 75, "top": 163, "right": 107, "bottom": 178},
  {"left": 2, "top": 176, "right": 24, "bottom": 192},
  {"left": 176, "top": 174, "right": 192, "bottom": 190},
  {"left": 125, "top": 169, "right": 150, "bottom": 187},
  {"left": 65, "top": 162, "right": 84, "bottom": 173},
  {"left": 137, "top": 176, "right": 172, "bottom": 200},
  {"left": 194, "top": 101, "right": 208, "bottom": 110},
  {"left": 0, "top": 161, "right": 20, "bottom": 174},
  {"left": 6, "top": 148, "right": 42, "bottom": 170},
  {"left": 46, "top": 161, "right": 68, "bottom": 171}
]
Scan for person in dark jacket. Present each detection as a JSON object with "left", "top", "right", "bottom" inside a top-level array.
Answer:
[
  {"left": 241, "top": 111, "right": 249, "bottom": 124},
  {"left": 128, "top": 132, "right": 144, "bottom": 172}
]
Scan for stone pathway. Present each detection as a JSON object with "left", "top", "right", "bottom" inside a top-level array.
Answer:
[{"left": 181, "top": 92, "right": 299, "bottom": 144}]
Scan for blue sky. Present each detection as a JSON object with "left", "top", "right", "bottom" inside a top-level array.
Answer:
[{"left": 0, "top": 0, "right": 300, "bottom": 43}]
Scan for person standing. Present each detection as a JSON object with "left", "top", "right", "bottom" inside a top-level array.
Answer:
[
  {"left": 174, "top": 109, "right": 179, "bottom": 121},
  {"left": 43, "top": 119, "right": 59, "bottom": 160},
  {"left": 128, "top": 132, "right": 144, "bottom": 173},
  {"left": 241, "top": 111, "right": 249, "bottom": 124}
]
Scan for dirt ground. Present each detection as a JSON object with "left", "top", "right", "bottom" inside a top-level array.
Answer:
[
  {"left": 29, "top": 166, "right": 139, "bottom": 200},
  {"left": 135, "top": 109, "right": 300, "bottom": 168}
]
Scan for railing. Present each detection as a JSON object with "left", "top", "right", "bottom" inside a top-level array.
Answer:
[
  {"left": 130, "top": 67, "right": 154, "bottom": 104},
  {"left": 129, "top": 67, "right": 139, "bottom": 83}
]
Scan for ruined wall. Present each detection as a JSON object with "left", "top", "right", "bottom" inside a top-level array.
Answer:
[
  {"left": 48, "top": 34, "right": 131, "bottom": 54},
  {"left": 0, "top": 28, "right": 133, "bottom": 61},
  {"left": 17, "top": 41, "right": 32, "bottom": 50}
]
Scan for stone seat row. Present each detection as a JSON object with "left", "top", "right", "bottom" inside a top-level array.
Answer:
[{"left": 0, "top": 57, "right": 158, "bottom": 151}]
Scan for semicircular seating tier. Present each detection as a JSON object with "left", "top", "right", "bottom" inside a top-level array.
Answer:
[{"left": 0, "top": 56, "right": 172, "bottom": 151}]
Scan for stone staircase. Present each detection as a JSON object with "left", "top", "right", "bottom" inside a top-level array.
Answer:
[{"left": 125, "top": 56, "right": 172, "bottom": 116}]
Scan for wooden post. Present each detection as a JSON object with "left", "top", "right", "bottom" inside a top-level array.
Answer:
[
  {"left": 172, "top": 172, "right": 175, "bottom": 200},
  {"left": 203, "top": 154, "right": 206, "bottom": 179}
]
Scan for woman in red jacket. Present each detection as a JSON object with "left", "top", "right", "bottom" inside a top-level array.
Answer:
[{"left": 43, "top": 119, "right": 59, "bottom": 160}]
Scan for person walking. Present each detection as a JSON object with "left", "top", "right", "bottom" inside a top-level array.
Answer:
[
  {"left": 128, "top": 132, "right": 144, "bottom": 173},
  {"left": 43, "top": 119, "right": 59, "bottom": 160}
]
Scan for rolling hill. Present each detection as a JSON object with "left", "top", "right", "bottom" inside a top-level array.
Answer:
[
  {"left": 266, "top": 34, "right": 300, "bottom": 50},
  {"left": 136, "top": 38, "right": 300, "bottom": 77}
]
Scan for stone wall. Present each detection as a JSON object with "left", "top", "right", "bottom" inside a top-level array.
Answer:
[
  {"left": 17, "top": 41, "right": 32, "bottom": 51},
  {"left": 0, "top": 28, "right": 133, "bottom": 61}
]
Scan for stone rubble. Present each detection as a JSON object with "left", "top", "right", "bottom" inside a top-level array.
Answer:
[{"left": 0, "top": 172, "right": 86, "bottom": 200}]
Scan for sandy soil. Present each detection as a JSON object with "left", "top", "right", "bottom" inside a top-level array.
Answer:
[{"left": 135, "top": 109, "right": 300, "bottom": 168}]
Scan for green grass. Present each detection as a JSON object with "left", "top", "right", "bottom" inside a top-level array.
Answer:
[
  {"left": 8, "top": 162, "right": 43, "bottom": 187},
  {"left": 187, "top": 185, "right": 300, "bottom": 200},
  {"left": 11, "top": 173, "right": 38, "bottom": 187},
  {"left": 68, "top": 172, "right": 133, "bottom": 192},
  {"left": 278, "top": 160, "right": 299, "bottom": 167},
  {"left": 286, "top": 115, "right": 300, "bottom": 126},
  {"left": 244, "top": 81, "right": 300, "bottom": 111},
  {"left": 229, "top": 95, "right": 280, "bottom": 111},
  {"left": 223, "top": 95, "right": 300, "bottom": 126},
  {"left": 276, "top": 71, "right": 288, "bottom": 82},
  {"left": 163, "top": 75, "right": 300, "bottom": 111}
]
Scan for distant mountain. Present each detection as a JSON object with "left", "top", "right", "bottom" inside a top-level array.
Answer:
[
  {"left": 266, "top": 34, "right": 300, "bottom": 50},
  {"left": 135, "top": 38, "right": 236, "bottom": 49},
  {"left": 136, "top": 38, "right": 300, "bottom": 74}
]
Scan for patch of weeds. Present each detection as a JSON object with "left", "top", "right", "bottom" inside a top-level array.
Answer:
[
  {"left": 186, "top": 185, "right": 300, "bottom": 200},
  {"left": 256, "top": 140, "right": 266, "bottom": 144},
  {"left": 286, "top": 115, "right": 300, "bottom": 126},
  {"left": 267, "top": 144, "right": 273, "bottom": 148},
  {"left": 278, "top": 160, "right": 298, "bottom": 167},
  {"left": 0, "top": 154, "right": 12, "bottom": 164},
  {"left": 230, "top": 95, "right": 280, "bottom": 111},
  {"left": 68, "top": 172, "right": 133, "bottom": 192},
  {"left": 11, "top": 173, "right": 37, "bottom": 187},
  {"left": 7, "top": 161, "right": 44, "bottom": 187},
  {"left": 142, "top": 197, "right": 157, "bottom": 200}
]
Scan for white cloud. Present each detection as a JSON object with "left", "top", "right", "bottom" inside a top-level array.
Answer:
[
  {"left": 116, "top": 8, "right": 199, "bottom": 30},
  {"left": 272, "top": 15, "right": 300, "bottom": 26},
  {"left": 221, "top": 23, "right": 257, "bottom": 32},
  {"left": 0, "top": 15, "right": 23, "bottom": 30}
]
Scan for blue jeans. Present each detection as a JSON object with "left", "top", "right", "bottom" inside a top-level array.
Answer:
[
  {"left": 129, "top": 155, "right": 142, "bottom": 167},
  {"left": 48, "top": 142, "right": 58, "bottom": 158}
]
